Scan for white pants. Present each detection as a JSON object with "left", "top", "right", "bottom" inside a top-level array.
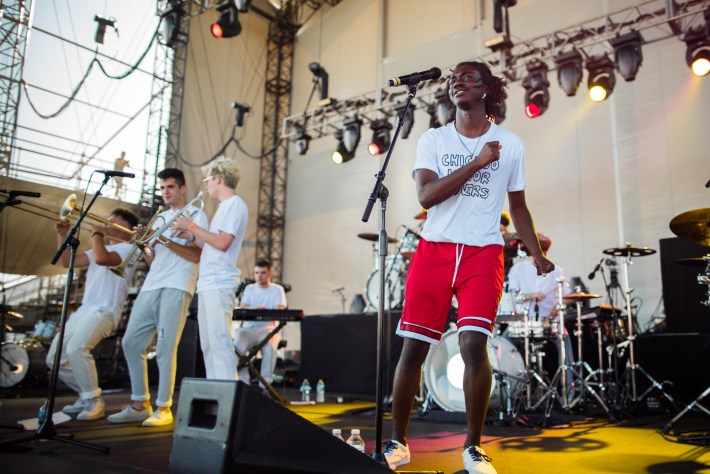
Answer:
[
  {"left": 234, "top": 327, "right": 281, "bottom": 384},
  {"left": 197, "top": 289, "right": 238, "bottom": 380},
  {"left": 46, "top": 306, "right": 115, "bottom": 399}
]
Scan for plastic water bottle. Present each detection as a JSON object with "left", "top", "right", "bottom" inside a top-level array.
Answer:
[
  {"left": 38, "top": 403, "right": 47, "bottom": 423},
  {"left": 346, "top": 429, "right": 365, "bottom": 453},
  {"left": 332, "top": 428, "right": 344, "bottom": 441},
  {"left": 316, "top": 379, "right": 325, "bottom": 403},
  {"left": 300, "top": 379, "right": 311, "bottom": 402}
]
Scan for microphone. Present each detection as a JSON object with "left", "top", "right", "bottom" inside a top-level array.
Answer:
[
  {"left": 387, "top": 67, "right": 441, "bottom": 87},
  {"left": 332, "top": 286, "right": 345, "bottom": 293},
  {"left": 588, "top": 258, "right": 604, "bottom": 280},
  {"left": 0, "top": 190, "right": 41, "bottom": 198},
  {"left": 97, "top": 170, "right": 135, "bottom": 178}
]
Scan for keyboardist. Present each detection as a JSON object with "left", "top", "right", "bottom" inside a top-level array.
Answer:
[{"left": 233, "top": 259, "right": 287, "bottom": 388}]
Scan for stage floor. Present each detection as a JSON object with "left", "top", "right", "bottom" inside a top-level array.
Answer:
[{"left": 0, "top": 386, "right": 709, "bottom": 473}]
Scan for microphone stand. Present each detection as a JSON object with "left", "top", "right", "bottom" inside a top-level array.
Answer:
[
  {"left": 361, "top": 83, "right": 417, "bottom": 465},
  {"left": 0, "top": 176, "right": 112, "bottom": 453}
]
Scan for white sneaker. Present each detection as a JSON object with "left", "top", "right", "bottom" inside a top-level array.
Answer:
[
  {"left": 62, "top": 398, "right": 87, "bottom": 415},
  {"left": 142, "top": 408, "right": 173, "bottom": 427},
  {"left": 462, "top": 445, "right": 497, "bottom": 474},
  {"left": 76, "top": 397, "right": 105, "bottom": 421},
  {"left": 107, "top": 405, "right": 153, "bottom": 424},
  {"left": 383, "top": 439, "right": 410, "bottom": 469}
]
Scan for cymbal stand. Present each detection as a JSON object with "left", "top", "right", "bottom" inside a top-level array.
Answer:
[
  {"left": 570, "top": 299, "right": 604, "bottom": 398},
  {"left": 513, "top": 293, "right": 548, "bottom": 411},
  {"left": 618, "top": 254, "right": 674, "bottom": 406}
]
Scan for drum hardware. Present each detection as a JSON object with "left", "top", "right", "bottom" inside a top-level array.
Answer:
[
  {"left": 675, "top": 255, "right": 710, "bottom": 307},
  {"left": 602, "top": 244, "right": 675, "bottom": 408},
  {"left": 530, "top": 277, "right": 609, "bottom": 417}
]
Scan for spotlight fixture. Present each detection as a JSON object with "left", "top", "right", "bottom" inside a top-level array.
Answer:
[
  {"left": 394, "top": 102, "right": 415, "bottom": 139},
  {"left": 491, "top": 93, "right": 507, "bottom": 124},
  {"left": 611, "top": 31, "right": 644, "bottom": 81},
  {"left": 211, "top": 2, "right": 241, "bottom": 38},
  {"left": 368, "top": 119, "right": 393, "bottom": 156},
  {"left": 554, "top": 49, "right": 583, "bottom": 97},
  {"left": 522, "top": 61, "right": 550, "bottom": 118},
  {"left": 684, "top": 27, "right": 710, "bottom": 77},
  {"left": 231, "top": 101, "right": 251, "bottom": 127},
  {"left": 434, "top": 89, "right": 453, "bottom": 127},
  {"left": 235, "top": 0, "right": 251, "bottom": 12},
  {"left": 295, "top": 129, "right": 311, "bottom": 156},
  {"left": 586, "top": 55, "right": 616, "bottom": 102},
  {"left": 160, "top": 1, "right": 185, "bottom": 48},
  {"left": 308, "top": 62, "right": 332, "bottom": 105},
  {"left": 332, "top": 130, "right": 355, "bottom": 164},
  {"left": 341, "top": 116, "right": 362, "bottom": 154},
  {"left": 93, "top": 15, "right": 117, "bottom": 44}
]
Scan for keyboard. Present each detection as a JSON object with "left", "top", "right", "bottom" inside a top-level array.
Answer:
[{"left": 232, "top": 308, "right": 304, "bottom": 322}]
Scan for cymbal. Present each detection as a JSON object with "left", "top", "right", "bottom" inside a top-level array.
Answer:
[
  {"left": 603, "top": 244, "right": 656, "bottom": 257},
  {"left": 357, "top": 233, "right": 397, "bottom": 243},
  {"left": 414, "top": 210, "right": 427, "bottom": 220},
  {"left": 676, "top": 256, "right": 710, "bottom": 266},
  {"left": 563, "top": 292, "right": 601, "bottom": 302},
  {"left": 670, "top": 208, "right": 710, "bottom": 246}
]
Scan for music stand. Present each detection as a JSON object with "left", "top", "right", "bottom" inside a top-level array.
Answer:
[{"left": 0, "top": 177, "right": 113, "bottom": 453}]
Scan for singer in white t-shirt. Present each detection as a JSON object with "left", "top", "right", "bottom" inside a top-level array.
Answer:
[
  {"left": 233, "top": 258, "right": 287, "bottom": 387},
  {"left": 47, "top": 208, "right": 138, "bottom": 422},
  {"left": 172, "top": 156, "right": 248, "bottom": 381}
]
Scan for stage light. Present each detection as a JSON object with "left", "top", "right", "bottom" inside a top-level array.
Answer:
[
  {"left": 492, "top": 95, "right": 507, "bottom": 124},
  {"left": 211, "top": 2, "right": 241, "bottom": 38},
  {"left": 394, "top": 102, "right": 415, "bottom": 139},
  {"left": 368, "top": 119, "right": 393, "bottom": 156},
  {"left": 342, "top": 116, "right": 361, "bottom": 153},
  {"left": 308, "top": 62, "right": 331, "bottom": 105},
  {"left": 235, "top": 0, "right": 251, "bottom": 12},
  {"left": 160, "top": 3, "right": 185, "bottom": 48},
  {"left": 522, "top": 61, "right": 549, "bottom": 118},
  {"left": 434, "top": 89, "right": 452, "bottom": 127},
  {"left": 94, "top": 15, "right": 116, "bottom": 44},
  {"left": 684, "top": 27, "right": 710, "bottom": 77},
  {"left": 332, "top": 130, "right": 355, "bottom": 165},
  {"left": 612, "top": 31, "right": 644, "bottom": 81},
  {"left": 586, "top": 55, "right": 616, "bottom": 102},
  {"left": 554, "top": 49, "right": 583, "bottom": 97},
  {"left": 295, "top": 130, "right": 311, "bottom": 156}
]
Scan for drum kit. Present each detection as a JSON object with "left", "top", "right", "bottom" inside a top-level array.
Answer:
[{"left": 0, "top": 306, "right": 54, "bottom": 389}]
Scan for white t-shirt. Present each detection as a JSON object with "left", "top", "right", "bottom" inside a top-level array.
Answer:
[
  {"left": 414, "top": 121, "right": 526, "bottom": 246},
  {"left": 141, "top": 204, "right": 209, "bottom": 296},
  {"left": 82, "top": 242, "right": 135, "bottom": 324},
  {"left": 507, "top": 258, "right": 571, "bottom": 318},
  {"left": 240, "top": 283, "right": 287, "bottom": 332},
  {"left": 196, "top": 195, "right": 248, "bottom": 293}
]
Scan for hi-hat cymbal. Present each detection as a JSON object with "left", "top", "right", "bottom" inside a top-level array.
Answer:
[
  {"left": 603, "top": 243, "right": 656, "bottom": 257},
  {"left": 676, "top": 256, "right": 710, "bottom": 266},
  {"left": 670, "top": 208, "right": 710, "bottom": 246},
  {"left": 563, "top": 292, "right": 602, "bottom": 302},
  {"left": 357, "top": 233, "right": 397, "bottom": 243}
]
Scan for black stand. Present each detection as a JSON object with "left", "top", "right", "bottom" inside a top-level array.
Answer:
[
  {"left": 235, "top": 320, "right": 288, "bottom": 405},
  {"left": 361, "top": 84, "right": 418, "bottom": 465},
  {"left": 661, "top": 385, "right": 710, "bottom": 444},
  {"left": 0, "top": 177, "right": 112, "bottom": 453}
]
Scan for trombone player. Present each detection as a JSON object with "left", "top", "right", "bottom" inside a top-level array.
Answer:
[
  {"left": 108, "top": 168, "right": 208, "bottom": 427},
  {"left": 47, "top": 208, "right": 138, "bottom": 421}
]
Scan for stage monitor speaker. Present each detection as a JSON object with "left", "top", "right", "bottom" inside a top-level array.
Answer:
[{"left": 168, "top": 378, "right": 392, "bottom": 474}]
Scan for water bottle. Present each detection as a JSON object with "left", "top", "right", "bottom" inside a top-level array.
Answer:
[
  {"left": 38, "top": 403, "right": 47, "bottom": 423},
  {"left": 316, "top": 379, "right": 325, "bottom": 403},
  {"left": 332, "top": 428, "right": 344, "bottom": 441},
  {"left": 300, "top": 379, "right": 311, "bottom": 402},
  {"left": 346, "top": 428, "right": 365, "bottom": 453}
]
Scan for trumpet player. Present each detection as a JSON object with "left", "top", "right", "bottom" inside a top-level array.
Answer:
[
  {"left": 47, "top": 208, "right": 138, "bottom": 421},
  {"left": 172, "top": 156, "right": 248, "bottom": 381},
  {"left": 108, "top": 168, "right": 208, "bottom": 427}
]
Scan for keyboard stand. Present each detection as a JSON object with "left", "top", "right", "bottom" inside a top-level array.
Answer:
[{"left": 235, "top": 320, "right": 287, "bottom": 405}]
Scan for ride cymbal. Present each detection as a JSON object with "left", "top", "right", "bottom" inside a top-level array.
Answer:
[
  {"left": 563, "top": 292, "right": 602, "bottom": 302},
  {"left": 670, "top": 208, "right": 710, "bottom": 246},
  {"left": 357, "top": 232, "right": 397, "bottom": 243}
]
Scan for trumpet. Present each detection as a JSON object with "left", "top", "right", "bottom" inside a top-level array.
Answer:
[
  {"left": 109, "top": 207, "right": 164, "bottom": 278},
  {"left": 141, "top": 191, "right": 204, "bottom": 248},
  {"left": 60, "top": 194, "right": 135, "bottom": 235}
]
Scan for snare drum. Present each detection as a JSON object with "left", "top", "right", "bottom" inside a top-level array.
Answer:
[
  {"left": 366, "top": 255, "right": 406, "bottom": 309},
  {"left": 423, "top": 330, "right": 525, "bottom": 412},
  {"left": 506, "top": 319, "right": 546, "bottom": 339},
  {"left": 496, "top": 292, "right": 517, "bottom": 322}
]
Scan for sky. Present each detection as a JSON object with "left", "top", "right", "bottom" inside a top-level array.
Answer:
[{"left": 14, "top": 0, "right": 162, "bottom": 202}]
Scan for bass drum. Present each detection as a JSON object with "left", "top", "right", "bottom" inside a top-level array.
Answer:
[
  {"left": 366, "top": 255, "right": 405, "bottom": 310},
  {"left": 423, "top": 330, "right": 526, "bottom": 412},
  {"left": 0, "top": 341, "right": 48, "bottom": 388}
]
